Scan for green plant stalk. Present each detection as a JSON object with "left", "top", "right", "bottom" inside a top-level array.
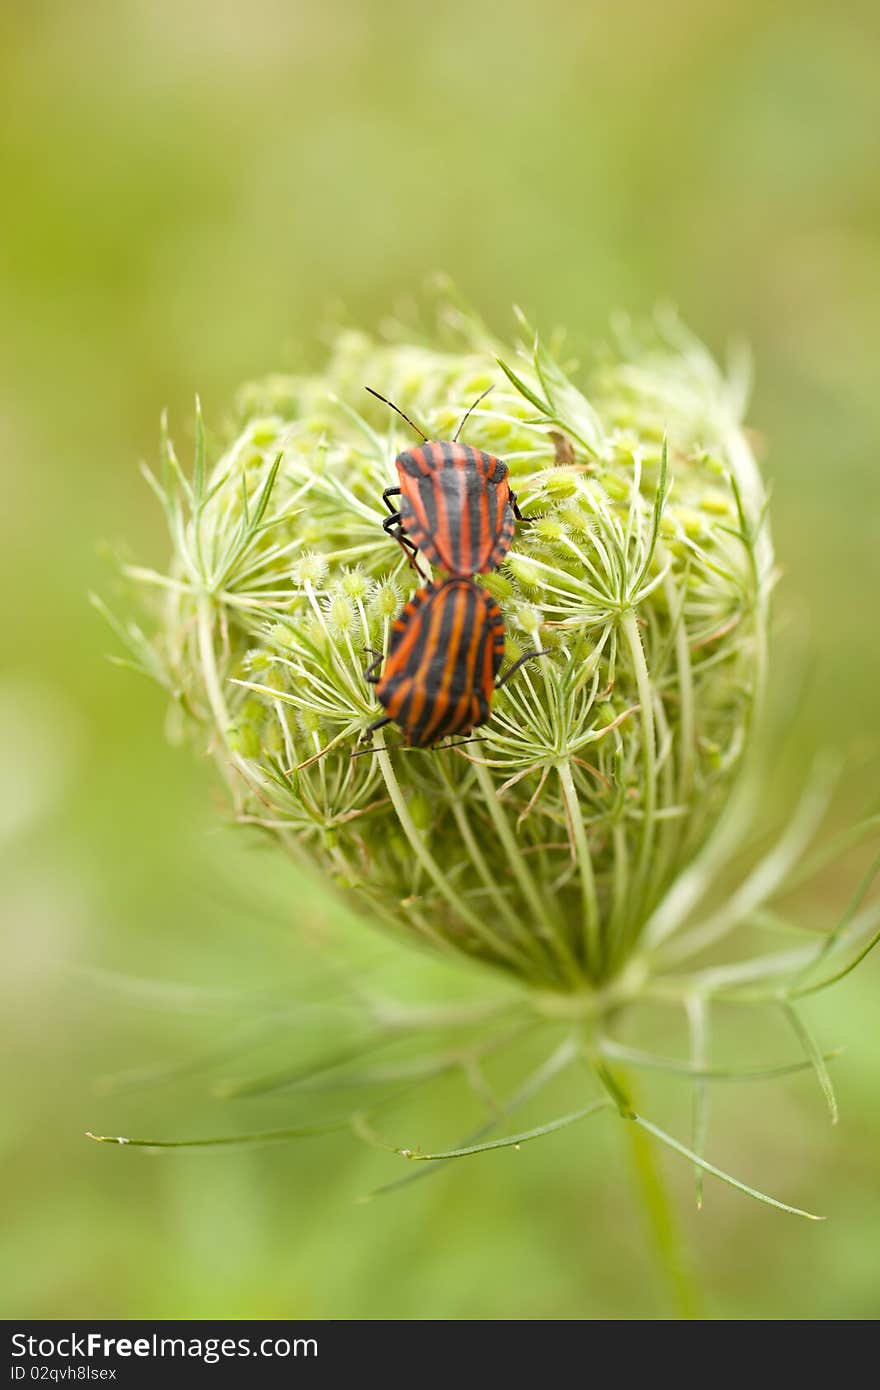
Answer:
[
  {"left": 594, "top": 1053, "right": 704, "bottom": 1318},
  {"left": 624, "top": 1100, "right": 706, "bottom": 1320}
]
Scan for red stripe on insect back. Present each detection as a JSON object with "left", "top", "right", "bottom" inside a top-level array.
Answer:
[{"left": 478, "top": 469, "right": 493, "bottom": 569}]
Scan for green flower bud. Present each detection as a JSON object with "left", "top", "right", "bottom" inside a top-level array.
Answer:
[
  {"left": 341, "top": 567, "right": 370, "bottom": 600},
  {"left": 325, "top": 591, "right": 356, "bottom": 634},
  {"left": 104, "top": 299, "right": 880, "bottom": 1222},
  {"left": 128, "top": 306, "right": 779, "bottom": 995},
  {"left": 371, "top": 581, "right": 402, "bottom": 619}
]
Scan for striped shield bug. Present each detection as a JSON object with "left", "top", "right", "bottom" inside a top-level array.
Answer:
[
  {"left": 362, "top": 578, "right": 544, "bottom": 749},
  {"left": 366, "top": 385, "right": 525, "bottom": 577}
]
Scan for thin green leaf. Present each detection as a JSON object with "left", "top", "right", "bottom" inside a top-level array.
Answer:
[
  {"left": 250, "top": 452, "right": 283, "bottom": 531},
  {"left": 786, "top": 848, "right": 880, "bottom": 995},
  {"left": 164, "top": 436, "right": 194, "bottom": 511},
  {"left": 785, "top": 812, "right": 880, "bottom": 892},
  {"left": 683, "top": 945, "right": 815, "bottom": 994},
  {"left": 203, "top": 466, "right": 233, "bottom": 508},
  {"left": 531, "top": 337, "right": 605, "bottom": 457},
  {"left": 532, "top": 333, "right": 556, "bottom": 409},
  {"left": 193, "top": 394, "right": 206, "bottom": 507},
  {"left": 65, "top": 962, "right": 281, "bottom": 1014},
  {"left": 159, "top": 408, "right": 172, "bottom": 489},
  {"left": 659, "top": 761, "right": 835, "bottom": 965},
  {"left": 728, "top": 470, "right": 751, "bottom": 547},
  {"left": 399, "top": 1099, "right": 610, "bottom": 1161},
  {"left": 251, "top": 506, "right": 304, "bottom": 538},
  {"left": 89, "top": 594, "right": 167, "bottom": 686},
  {"left": 334, "top": 394, "right": 393, "bottom": 457},
  {"left": 598, "top": 1038, "right": 844, "bottom": 1082},
  {"left": 780, "top": 1002, "right": 838, "bottom": 1124},
  {"left": 746, "top": 907, "right": 828, "bottom": 938},
  {"left": 214, "top": 1033, "right": 391, "bottom": 1099},
  {"left": 631, "top": 437, "right": 670, "bottom": 596},
  {"left": 89, "top": 592, "right": 134, "bottom": 650},
  {"left": 105, "top": 655, "right": 155, "bottom": 680},
  {"left": 495, "top": 357, "right": 553, "bottom": 416},
  {"left": 630, "top": 1115, "right": 824, "bottom": 1221},
  {"left": 85, "top": 1118, "right": 349, "bottom": 1149},
  {"left": 139, "top": 460, "right": 169, "bottom": 514},
  {"left": 363, "top": 1035, "right": 579, "bottom": 1200},
  {"left": 788, "top": 921, "right": 880, "bottom": 1000}
]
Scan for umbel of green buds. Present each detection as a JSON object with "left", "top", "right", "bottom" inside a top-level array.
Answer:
[{"left": 125, "top": 307, "right": 773, "bottom": 993}]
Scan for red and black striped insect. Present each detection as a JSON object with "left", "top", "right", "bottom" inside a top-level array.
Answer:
[
  {"left": 366, "top": 385, "right": 524, "bottom": 578},
  {"left": 363, "top": 578, "right": 541, "bottom": 749}
]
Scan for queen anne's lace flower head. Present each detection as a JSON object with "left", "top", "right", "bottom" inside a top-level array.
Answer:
[
  {"left": 127, "top": 308, "right": 773, "bottom": 993},
  {"left": 97, "top": 301, "right": 879, "bottom": 1221}
]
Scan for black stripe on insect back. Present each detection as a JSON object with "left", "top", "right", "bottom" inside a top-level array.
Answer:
[
  {"left": 396, "top": 447, "right": 430, "bottom": 479},
  {"left": 416, "top": 468, "right": 439, "bottom": 539},
  {"left": 463, "top": 446, "right": 487, "bottom": 573}
]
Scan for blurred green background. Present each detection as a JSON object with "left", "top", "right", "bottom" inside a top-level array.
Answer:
[{"left": 2, "top": 0, "right": 878, "bottom": 1320}]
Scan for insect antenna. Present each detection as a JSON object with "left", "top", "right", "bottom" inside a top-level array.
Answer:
[
  {"left": 452, "top": 384, "right": 495, "bottom": 443},
  {"left": 364, "top": 387, "right": 428, "bottom": 442},
  {"left": 496, "top": 650, "right": 551, "bottom": 689}
]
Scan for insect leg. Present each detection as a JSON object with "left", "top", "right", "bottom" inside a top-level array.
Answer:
[
  {"left": 381, "top": 515, "right": 431, "bottom": 582},
  {"left": 363, "top": 653, "right": 384, "bottom": 683},
  {"left": 350, "top": 716, "right": 395, "bottom": 755},
  {"left": 382, "top": 512, "right": 414, "bottom": 548},
  {"left": 511, "top": 491, "right": 533, "bottom": 524}
]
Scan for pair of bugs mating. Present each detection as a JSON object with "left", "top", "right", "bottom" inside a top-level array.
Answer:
[{"left": 361, "top": 385, "right": 541, "bottom": 751}]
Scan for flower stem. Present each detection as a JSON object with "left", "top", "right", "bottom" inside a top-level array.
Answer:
[
  {"left": 592, "top": 1054, "right": 704, "bottom": 1319},
  {"left": 624, "top": 1105, "right": 706, "bottom": 1320}
]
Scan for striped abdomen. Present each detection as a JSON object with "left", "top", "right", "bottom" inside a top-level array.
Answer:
[
  {"left": 396, "top": 441, "right": 516, "bottom": 575},
  {"left": 375, "top": 579, "right": 505, "bottom": 747}
]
